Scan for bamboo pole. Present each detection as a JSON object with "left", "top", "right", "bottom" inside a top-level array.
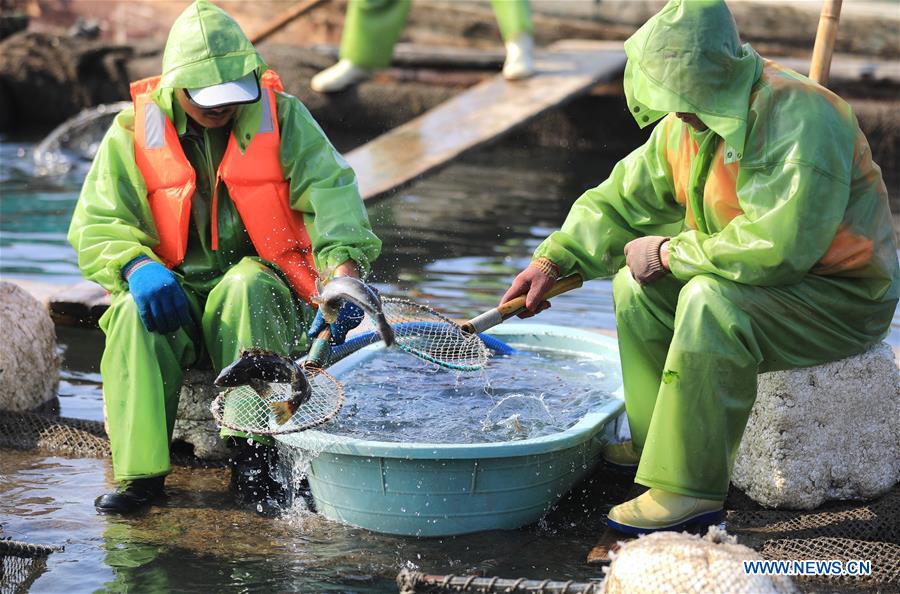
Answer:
[
  {"left": 246, "top": 0, "right": 329, "bottom": 45},
  {"left": 808, "top": 0, "right": 843, "bottom": 85}
]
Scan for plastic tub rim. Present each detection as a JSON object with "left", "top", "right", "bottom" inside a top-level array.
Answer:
[{"left": 276, "top": 323, "right": 624, "bottom": 460}]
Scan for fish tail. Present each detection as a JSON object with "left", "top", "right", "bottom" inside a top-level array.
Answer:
[
  {"left": 292, "top": 377, "right": 312, "bottom": 405},
  {"left": 377, "top": 314, "right": 395, "bottom": 347},
  {"left": 270, "top": 400, "right": 297, "bottom": 426}
]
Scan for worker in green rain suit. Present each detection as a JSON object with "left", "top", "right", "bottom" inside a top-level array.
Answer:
[
  {"left": 68, "top": 0, "right": 381, "bottom": 514},
  {"left": 311, "top": 0, "right": 534, "bottom": 92},
  {"left": 502, "top": 0, "right": 898, "bottom": 534}
]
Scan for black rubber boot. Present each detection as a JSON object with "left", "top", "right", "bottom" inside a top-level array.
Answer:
[
  {"left": 229, "top": 439, "right": 287, "bottom": 517},
  {"left": 94, "top": 476, "right": 166, "bottom": 514}
]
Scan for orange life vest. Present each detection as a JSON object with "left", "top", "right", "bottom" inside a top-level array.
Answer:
[{"left": 129, "top": 70, "right": 318, "bottom": 303}]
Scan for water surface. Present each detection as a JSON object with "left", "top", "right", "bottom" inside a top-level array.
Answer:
[{"left": 328, "top": 346, "right": 618, "bottom": 443}]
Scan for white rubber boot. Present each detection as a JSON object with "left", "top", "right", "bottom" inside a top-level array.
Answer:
[
  {"left": 502, "top": 34, "right": 535, "bottom": 80},
  {"left": 310, "top": 59, "right": 372, "bottom": 93}
]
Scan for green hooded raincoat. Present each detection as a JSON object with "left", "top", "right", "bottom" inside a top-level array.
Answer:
[
  {"left": 532, "top": 0, "right": 898, "bottom": 499},
  {"left": 68, "top": 0, "right": 381, "bottom": 482}
]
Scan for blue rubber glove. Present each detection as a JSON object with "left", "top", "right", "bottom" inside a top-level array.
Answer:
[
  {"left": 123, "top": 256, "right": 192, "bottom": 334},
  {"left": 307, "top": 301, "right": 365, "bottom": 346}
]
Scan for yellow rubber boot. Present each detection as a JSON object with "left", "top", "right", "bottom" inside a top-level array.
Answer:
[
  {"left": 602, "top": 440, "right": 641, "bottom": 467},
  {"left": 607, "top": 488, "right": 724, "bottom": 535}
]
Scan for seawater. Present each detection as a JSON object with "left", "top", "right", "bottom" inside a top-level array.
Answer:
[{"left": 327, "top": 346, "right": 618, "bottom": 443}]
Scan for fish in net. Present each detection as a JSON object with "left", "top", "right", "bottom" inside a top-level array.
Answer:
[
  {"left": 350, "top": 275, "right": 583, "bottom": 372},
  {"left": 210, "top": 275, "right": 582, "bottom": 434},
  {"left": 210, "top": 366, "right": 344, "bottom": 435},
  {"left": 368, "top": 297, "right": 492, "bottom": 371},
  {"left": 601, "top": 527, "right": 798, "bottom": 594}
]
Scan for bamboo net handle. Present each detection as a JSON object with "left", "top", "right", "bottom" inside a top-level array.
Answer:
[
  {"left": 809, "top": 0, "right": 843, "bottom": 85},
  {"left": 460, "top": 275, "right": 583, "bottom": 335},
  {"left": 494, "top": 274, "right": 583, "bottom": 318}
]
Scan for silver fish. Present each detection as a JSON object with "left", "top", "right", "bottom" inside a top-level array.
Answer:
[{"left": 312, "top": 276, "right": 395, "bottom": 347}]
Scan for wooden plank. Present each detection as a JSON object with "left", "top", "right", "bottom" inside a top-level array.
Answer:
[
  {"left": 312, "top": 42, "right": 507, "bottom": 70},
  {"left": 246, "top": 0, "right": 329, "bottom": 45},
  {"left": 586, "top": 527, "right": 634, "bottom": 565},
  {"left": 777, "top": 53, "right": 900, "bottom": 84},
  {"left": 4, "top": 278, "right": 60, "bottom": 306},
  {"left": 346, "top": 40, "right": 627, "bottom": 202}
]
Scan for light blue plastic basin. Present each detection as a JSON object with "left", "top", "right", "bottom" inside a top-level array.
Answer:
[{"left": 276, "top": 323, "right": 624, "bottom": 536}]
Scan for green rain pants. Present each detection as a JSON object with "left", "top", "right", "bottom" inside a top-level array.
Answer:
[
  {"left": 612, "top": 267, "right": 895, "bottom": 500},
  {"left": 340, "top": 0, "right": 533, "bottom": 69},
  {"left": 98, "top": 257, "right": 307, "bottom": 482}
]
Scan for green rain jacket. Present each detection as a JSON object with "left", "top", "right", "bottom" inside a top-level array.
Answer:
[
  {"left": 68, "top": 0, "right": 381, "bottom": 297},
  {"left": 534, "top": 0, "right": 898, "bottom": 303}
]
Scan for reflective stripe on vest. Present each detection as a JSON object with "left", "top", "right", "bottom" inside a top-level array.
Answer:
[{"left": 130, "top": 70, "right": 319, "bottom": 302}]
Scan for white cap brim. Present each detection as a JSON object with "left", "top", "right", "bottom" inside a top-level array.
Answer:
[{"left": 186, "top": 72, "right": 260, "bottom": 108}]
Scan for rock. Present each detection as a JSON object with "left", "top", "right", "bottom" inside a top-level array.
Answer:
[
  {"left": 0, "top": 31, "right": 131, "bottom": 131},
  {"left": 733, "top": 343, "right": 900, "bottom": 509},
  {"left": 0, "top": 281, "right": 60, "bottom": 411},
  {"left": 172, "top": 369, "right": 230, "bottom": 460},
  {"left": 602, "top": 526, "right": 797, "bottom": 594}
]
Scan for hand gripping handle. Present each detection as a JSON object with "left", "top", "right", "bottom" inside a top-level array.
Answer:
[{"left": 460, "top": 275, "right": 583, "bottom": 335}]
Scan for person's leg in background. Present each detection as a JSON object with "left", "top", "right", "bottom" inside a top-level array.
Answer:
[
  {"left": 312, "top": 0, "right": 535, "bottom": 92},
  {"left": 491, "top": 0, "right": 535, "bottom": 79},
  {"left": 311, "top": 0, "right": 412, "bottom": 92}
]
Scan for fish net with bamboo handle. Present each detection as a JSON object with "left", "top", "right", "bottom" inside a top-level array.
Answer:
[
  {"left": 364, "top": 297, "right": 491, "bottom": 371},
  {"left": 209, "top": 299, "right": 489, "bottom": 436},
  {"left": 365, "top": 276, "right": 581, "bottom": 372},
  {"left": 210, "top": 366, "right": 344, "bottom": 435},
  {"left": 209, "top": 291, "right": 524, "bottom": 435}
]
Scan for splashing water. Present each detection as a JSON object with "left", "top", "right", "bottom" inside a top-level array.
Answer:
[
  {"left": 480, "top": 392, "right": 553, "bottom": 439},
  {"left": 33, "top": 102, "right": 130, "bottom": 177},
  {"left": 322, "top": 345, "right": 619, "bottom": 444}
]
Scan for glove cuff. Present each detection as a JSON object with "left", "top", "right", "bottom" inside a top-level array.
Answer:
[
  {"left": 530, "top": 257, "right": 560, "bottom": 281},
  {"left": 122, "top": 256, "right": 154, "bottom": 281},
  {"left": 644, "top": 236, "right": 669, "bottom": 277}
]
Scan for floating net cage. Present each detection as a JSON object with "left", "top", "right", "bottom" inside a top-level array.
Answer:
[
  {"left": 727, "top": 486, "right": 900, "bottom": 589},
  {"left": 397, "top": 570, "right": 601, "bottom": 594},
  {"left": 210, "top": 366, "right": 344, "bottom": 435},
  {"left": 0, "top": 539, "right": 61, "bottom": 594},
  {"left": 0, "top": 411, "right": 110, "bottom": 458}
]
